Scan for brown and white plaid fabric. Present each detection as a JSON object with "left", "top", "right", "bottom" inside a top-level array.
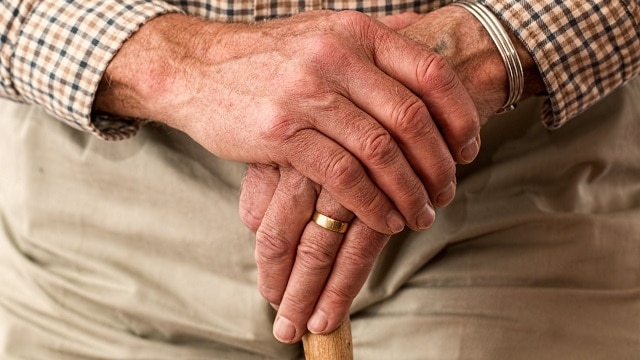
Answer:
[
  {"left": 1, "top": 0, "right": 638, "bottom": 139},
  {"left": 480, "top": 0, "right": 640, "bottom": 129},
  {"left": 175, "top": 0, "right": 450, "bottom": 21}
]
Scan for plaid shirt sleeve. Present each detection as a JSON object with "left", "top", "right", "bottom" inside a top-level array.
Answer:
[
  {"left": 479, "top": 0, "right": 640, "bottom": 129},
  {"left": 0, "top": 0, "right": 182, "bottom": 140}
]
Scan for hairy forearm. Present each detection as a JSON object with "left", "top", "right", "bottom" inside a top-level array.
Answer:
[{"left": 94, "top": 14, "right": 220, "bottom": 127}]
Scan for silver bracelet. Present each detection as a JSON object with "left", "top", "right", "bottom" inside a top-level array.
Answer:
[{"left": 451, "top": 0, "right": 524, "bottom": 113}]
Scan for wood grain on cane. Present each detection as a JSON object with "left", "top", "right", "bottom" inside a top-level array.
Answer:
[{"left": 302, "top": 316, "right": 353, "bottom": 360}]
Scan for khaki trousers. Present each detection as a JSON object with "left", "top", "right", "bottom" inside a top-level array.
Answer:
[{"left": 1, "top": 78, "right": 639, "bottom": 359}]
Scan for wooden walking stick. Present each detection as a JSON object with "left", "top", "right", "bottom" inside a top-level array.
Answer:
[{"left": 302, "top": 315, "right": 353, "bottom": 360}]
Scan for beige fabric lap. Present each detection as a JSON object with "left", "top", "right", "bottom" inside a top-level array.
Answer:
[{"left": 0, "top": 103, "right": 296, "bottom": 358}]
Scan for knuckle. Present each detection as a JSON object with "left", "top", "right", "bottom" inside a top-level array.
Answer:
[
  {"left": 360, "top": 191, "right": 392, "bottom": 222},
  {"left": 259, "top": 106, "right": 301, "bottom": 146},
  {"left": 395, "top": 180, "right": 428, "bottom": 209},
  {"left": 418, "top": 54, "right": 459, "bottom": 95},
  {"left": 301, "top": 26, "right": 354, "bottom": 68},
  {"left": 322, "top": 285, "right": 355, "bottom": 310},
  {"left": 360, "top": 130, "right": 397, "bottom": 168},
  {"left": 296, "top": 240, "right": 336, "bottom": 274},
  {"left": 282, "top": 294, "right": 312, "bottom": 317},
  {"left": 334, "top": 10, "right": 382, "bottom": 52},
  {"left": 305, "top": 35, "right": 341, "bottom": 63},
  {"left": 441, "top": 104, "right": 481, "bottom": 148},
  {"left": 335, "top": 10, "right": 371, "bottom": 29},
  {"left": 340, "top": 247, "right": 377, "bottom": 273},
  {"left": 341, "top": 232, "right": 388, "bottom": 270},
  {"left": 392, "top": 95, "right": 431, "bottom": 136},
  {"left": 320, "top": 152, "right": 388, "bottom": 223},
  {"left": 255, "top": 227, "right": 293, "bottom": 267},
  {"left": 322, "top": 151, "right": 361, "bottom": 190}
]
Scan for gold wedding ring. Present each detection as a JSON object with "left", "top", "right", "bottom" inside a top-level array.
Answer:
[{"left": 311, "top": 211, "right": 350, "bottom": 234}]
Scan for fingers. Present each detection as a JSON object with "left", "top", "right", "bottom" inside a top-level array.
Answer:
[
  {"left": 239, "top": 164, "right": 280, "bottom": 232},
  {"left": 272, "top": 189, "right": 355, "bottom": 343},
  {"left": 411, "top": 55, "right": 481, "bottom": 165},
  {"left": 300, "top": 94, "right": 434, "bottom": 231},
  {"left": 307, "top": 219, "right": 390, "bottom": 335},
  {"left": 306, "top": 12, "right": 478, "bottom": 214},
  {"left": 274, "top": 220, "right": 390, "bottom": 344},
  {"left": 285, "top": 128, "right": 405, "bottom": 235},
  {"left": 366, "top": 14, "right": 481, "bottom": 164},
  {"left": 251, "top": 168, "right": 380, "bottom": 344},
  {"left": 254, "top": 168, "right": 319, "bottom": 307},
  {"left": 333, "top": 56, "right": 456, "bottom": 213}
]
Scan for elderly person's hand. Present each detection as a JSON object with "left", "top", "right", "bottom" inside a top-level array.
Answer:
[
  {"left": 95, "top": 10, "right": 480, "bottom": 235},
  {"left": 241, "top": 164, "right": 391, "bottom": 343},
  {"left": 240, "top": 5, "right": 546, "bottom": 344}
]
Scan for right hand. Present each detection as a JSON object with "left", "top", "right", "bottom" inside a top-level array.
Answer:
[{"left": 95, "top": 11, "right": 481, "bottom": 233}]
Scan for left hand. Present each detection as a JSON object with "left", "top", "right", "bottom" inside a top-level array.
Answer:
[{"left": 240, "top": 164, "right": 390, "bottom": 344}]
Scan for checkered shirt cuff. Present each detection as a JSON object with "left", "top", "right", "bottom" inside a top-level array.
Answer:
[
  {"left": 10, "top": 0, "right": 182, "bottom": 140},
  {"left": 479, "top": 0, "right": 640, "bottom": 129}
]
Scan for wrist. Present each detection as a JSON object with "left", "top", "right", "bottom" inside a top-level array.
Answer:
[
  {"left": 93, "top": 14, "right": 226, "bottom": 131},
  {"left": 399, "top": 5, "right": 545, "bottom": 120},
  {"left": 452, "top": 0, "right": 524, "bottom": 114}
]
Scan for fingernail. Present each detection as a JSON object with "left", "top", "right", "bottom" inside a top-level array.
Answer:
[
  {"left": 273, "top": 316, "right": 297, "bottom": 343},
  {"left": 307, "top": 310, "right": 328, "bottom": 334},
  {"left": 436, "top": 181, "right": 456, "bottom": 207},
  {"left": 416, "top": 203, "right": 436, "bottom": 230},
  {"left": 387, "top": 209, "right": 405, "bottom": 233},
  {"left": 461, "top": 136, "right": 480, "bottom": 163}
]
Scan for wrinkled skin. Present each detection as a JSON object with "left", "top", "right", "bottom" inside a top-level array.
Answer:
[
  {"left": 96, "top": 8, "right": 537, "bottom": 346},
  {"left": 239, "top": 8, "right": 545, "bottom": 344}
]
